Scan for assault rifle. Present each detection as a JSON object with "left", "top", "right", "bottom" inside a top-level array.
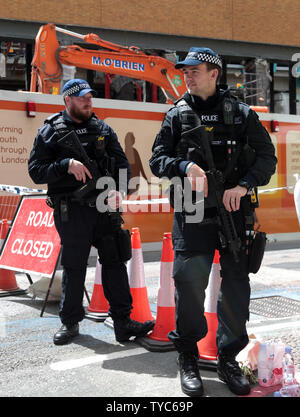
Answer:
[
  {"left": 57, "top": 130, "right": 123, "bottom": 228},
  {"left": 57, "top": 130, "right": 112, "bottom": 200},
  {"left": 182, "top": 125, "right": 242, "bottom": 263},
  {"left": 56, "top": 130, "right": 130, "bottom": 260}
]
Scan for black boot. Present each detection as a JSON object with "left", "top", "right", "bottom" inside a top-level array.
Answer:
[
  {"left": 217, "top": 355, "right": 251, "bottom": 395},
  {"left": 178, "top": 352, "right": 204, "bottom": 397},
  {"left": 114, "top": 317, "right": 155, "bottom": 342},
  {"left": 53, "top": 323, "right": 79, "bottom": 345}
]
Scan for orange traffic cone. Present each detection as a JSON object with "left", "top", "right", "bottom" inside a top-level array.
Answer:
[
  {"left": 128, "top": 227, "right": 154, "bottom": 322},
  {"left": 0, "top": 219, "right": 26, "bottom": 297},
  {"left": 0, "top": 218, "right": 10, "bottom": 250},
  {"left": 137, "top": 232, "right": 176, "bottom": 352},
  {"left": 197, "top": 250, "right": 222, "bottom": 369},
  {"left": 85, "top": 260, "right": 109, "bottom": 321}
]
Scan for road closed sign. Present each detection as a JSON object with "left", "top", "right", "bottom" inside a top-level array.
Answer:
[{"left": 0, "top": 195, "right": 61, "bottom": 277}]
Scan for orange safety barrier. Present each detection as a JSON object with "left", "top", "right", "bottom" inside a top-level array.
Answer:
[
  {"left": 250, "top": 106, "right": 269, "bottom": 113},
  {"left": 85, "top": 260, "right": 109, "bottom": 321},
  {"left": 0, "top": 195, "right": 21, "bottom": 222},
  {"left": 0, "top": 219, "right": 26, "bottom": 296},
  {"left": 197, "top": 250, "right": 222, "bottom": 369},
  {"left": 137, "top": 232, "right": 176, "bottom": 352},
  {"left": 128, "top": 227, "right": 154, "bottom": 322}
]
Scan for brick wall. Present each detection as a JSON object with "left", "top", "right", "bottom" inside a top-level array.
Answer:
[
  {"left": 0, "top": 0, "right": 101, "bottom": 27},
  {"left": 0, "top": 0, "right": 299, "bottom": 46}
]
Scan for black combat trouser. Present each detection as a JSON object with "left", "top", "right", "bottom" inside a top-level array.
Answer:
[
  {"left": 169, "top": 221, "right": 250, "bottom": 358},
  {"left": 53, "top": 201, "right": 132, "bottom": 326}
]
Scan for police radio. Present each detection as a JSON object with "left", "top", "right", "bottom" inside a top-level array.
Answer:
[{"left": 222, "top": 97, "right": 236, "bottom": 125}]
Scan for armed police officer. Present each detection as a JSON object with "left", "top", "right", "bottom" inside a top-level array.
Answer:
[
  {"left": 28, "top": 79, "right": 154, "bottom": 346},
  {"left": 149, "top": 48, "right": 277, "bottom": 396}
]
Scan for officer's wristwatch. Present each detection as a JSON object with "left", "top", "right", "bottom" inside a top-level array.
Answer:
[{"left": 238, "top": 180, "right": 253, "bottom": 193}]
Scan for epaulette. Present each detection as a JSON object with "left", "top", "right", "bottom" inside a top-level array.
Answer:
[
  {"left": 44, "top": 112, "right": 62, "bottom": 124},
  {"left": 237, "top": 101, "right": 250, "bottom": 120},
  {"left": 175, "top": 98, "right": 200, "bottom": 131}
]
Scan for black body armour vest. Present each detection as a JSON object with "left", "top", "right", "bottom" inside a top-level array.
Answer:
[
  {"left": 172, "top": 93, "right": 252, "bottom": 251},
  {"left": 45, "top": 112, "right": 107, "bottom": 195},
  {"left": 175, "top": 92, "right": 250, "bottom": 189}
]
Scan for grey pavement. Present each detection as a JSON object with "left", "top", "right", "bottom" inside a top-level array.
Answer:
[{"left": 0, "top": 247, "right": 300, "bottom": 400}]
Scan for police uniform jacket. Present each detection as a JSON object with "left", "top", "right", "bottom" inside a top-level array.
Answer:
[
  {"left": 28, "top": 110, "right": 130, "bottom": 197},
  {"left": 149, "top": 87, "right": 277, "bottom": 252}
]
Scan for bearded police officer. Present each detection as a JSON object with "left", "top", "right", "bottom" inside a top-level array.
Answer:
[
  {"left": 28, "top": 79, "right": 154, "bottom": 345},
  {"left": 149, "top": 48, "right": 277, "bottom": 396}
]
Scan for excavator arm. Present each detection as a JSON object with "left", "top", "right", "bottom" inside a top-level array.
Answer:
[{"left": 30, "top": 23, "right": 187, "bottom": 102}]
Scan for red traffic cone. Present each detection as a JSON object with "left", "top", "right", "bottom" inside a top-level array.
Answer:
[
  {"left": 0, "top": 219, "right": 26, "bottom": 297},
  {"left": 128, "top": 227, "right": 154, "bottom": 322},
  {"left": 197, "top": 250, "right": 222, "bottom": 369},
  {"left": 85, "top": 260, "right": 109, "bottom": 321},
  {"left": 137, "top": 232, "right": 176, "bottom": 352}
]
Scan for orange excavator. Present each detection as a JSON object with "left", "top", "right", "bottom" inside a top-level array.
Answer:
[{"left": 30, "top": 23, "right": 187, "bottom": 102}]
